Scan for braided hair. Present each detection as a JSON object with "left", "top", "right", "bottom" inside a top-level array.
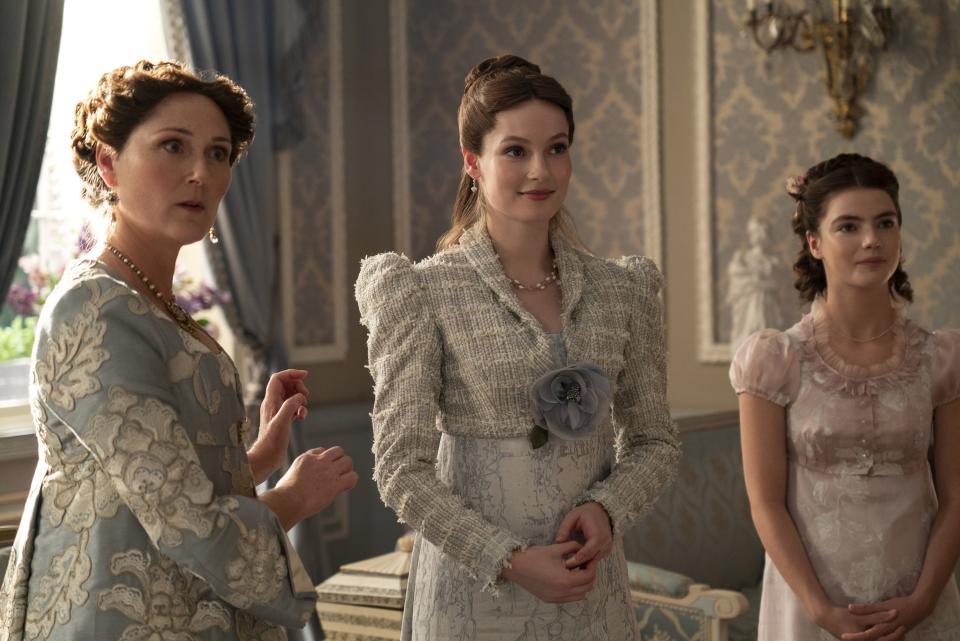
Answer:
[
  {"left": 72, "top": 60, "right": 255, "bottom": 210},
  {"left": 787, "top": 153, "right": 913, "bottom": 303},
  {"left": 437, "top": 54, "right": 580, "bottom": 252}
]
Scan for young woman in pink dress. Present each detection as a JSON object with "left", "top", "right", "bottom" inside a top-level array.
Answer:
[{"left": 730, "top": 153, "right": 960, "bottom": 640}]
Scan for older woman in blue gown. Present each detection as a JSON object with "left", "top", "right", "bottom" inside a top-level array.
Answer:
[{"left": 0, "top": 60, "right": 358, "bottom": 641}]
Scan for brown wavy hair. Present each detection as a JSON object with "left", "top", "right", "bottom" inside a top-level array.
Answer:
[
  {"left": 71, "top": 60, "right": 255, "bottom": 210},
  {"left": 789, "top": 152, "right": 913, "bottom": 303},
  {"left": 436, "top": 54, "right": 583, "bottom": 252}
]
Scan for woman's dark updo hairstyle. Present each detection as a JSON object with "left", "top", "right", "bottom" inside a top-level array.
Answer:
[
  {"left": 437, "top": 54, "right": 579, "bottom": 251},
  {"left": 789, "top": 152, "right": 912, "bottom": 303},
  {"left": 72, "top": 60, "right": 255, "bottom": 209}
]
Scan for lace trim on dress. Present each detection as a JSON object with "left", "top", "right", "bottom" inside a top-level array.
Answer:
[{"left": 797, "top": 300, "right": 927, "bottom": 396}]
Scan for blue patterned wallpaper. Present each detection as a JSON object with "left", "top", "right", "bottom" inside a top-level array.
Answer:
[
  {"left": 705, "top": 0, "right": 960, "bottom": 354},
  {"left": 395, "top": 0, "right": 661, "bottom": 262}
]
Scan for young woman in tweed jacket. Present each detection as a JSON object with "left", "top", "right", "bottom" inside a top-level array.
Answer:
[{"left": 355, "top": 54, "right": 679, "bottom": 640}]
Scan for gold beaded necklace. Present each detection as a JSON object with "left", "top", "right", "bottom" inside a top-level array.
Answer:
[{"left": 104, "top": 242, "right": 207, "bottom": 342}]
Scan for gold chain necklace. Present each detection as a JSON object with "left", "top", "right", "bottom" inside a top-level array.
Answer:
[
  {"left": 104, "top": 243, "right": 205, "bottom": 341},
  {"left": 829, "top": 317, "right": 898, "bottom": 343}
]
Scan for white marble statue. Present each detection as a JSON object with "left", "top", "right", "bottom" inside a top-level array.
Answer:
[{"left": 727, "top": 216, "right": 784, "bottom": 357}]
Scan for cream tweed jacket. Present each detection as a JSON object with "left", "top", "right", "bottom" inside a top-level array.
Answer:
[{"left": 355, "top": 223, "right": 680, "bottom": 590}]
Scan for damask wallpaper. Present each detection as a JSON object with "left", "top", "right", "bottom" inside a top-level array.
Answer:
[
  {"left": 278, "top": 0, "right": 348, "bottom": 362},
  {"left": 391, "top": 0, "right": 661, "bottom": 262},
  {"left": 161, "top": 0, "right": 348, "bottom": 366},
  {"left": 698, "top": 0, "right": 960, "bottom": 361}
]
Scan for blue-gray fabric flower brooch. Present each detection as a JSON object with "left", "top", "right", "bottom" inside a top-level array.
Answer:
[{"left": 529, "top": 363, "right": 611, "bottom": 449}]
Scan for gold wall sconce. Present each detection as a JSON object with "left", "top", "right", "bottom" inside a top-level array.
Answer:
[{"left": 745, "top": 0, "right": 894, "bottom": 138}]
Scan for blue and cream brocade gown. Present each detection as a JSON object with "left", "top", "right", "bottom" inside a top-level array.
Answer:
[{"left": 0, "top": 259, "right": 316, "bottom": 641}]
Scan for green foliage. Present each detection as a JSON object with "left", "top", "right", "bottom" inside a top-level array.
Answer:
[{"left": 0, "top": 316, "right": 37, "bottom": 361}]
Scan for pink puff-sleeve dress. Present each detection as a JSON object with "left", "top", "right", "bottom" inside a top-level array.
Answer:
[{"left": 730, "top": 302, "right": 960, "bottom": 640}]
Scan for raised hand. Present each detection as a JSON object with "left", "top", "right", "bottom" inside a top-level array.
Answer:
[
  {"left": 248, "top": 369, "right": 310, "bottom": 482},
  {"left": 262, "top": 446, "right": 359, "bottom": 530}
]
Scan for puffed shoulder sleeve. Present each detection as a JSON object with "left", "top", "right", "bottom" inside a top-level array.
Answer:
[
  {"left": 355, "top": 254, "right": 524, "bottom": 593},
  {"left": 33, "top": 275, "right": 315, "bottom": 628},
  {"left": 933, "top": 329, "right": 960, "bottom": 408},
  {"left": 580, "top": 256, "right": 680, "bottom": 532},
  {"left": 729, "top": 329, "right": 800, "bottom": 407}
]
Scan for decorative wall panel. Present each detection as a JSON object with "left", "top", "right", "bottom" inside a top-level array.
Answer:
[
  {"left": 392, "top": 0, "right": 662, "bottom": 263},
  {"left": 279, "top": 0, "right": 348, "bottom": 362},
  {"left": 697, "top": 0, "right": 960, "bottom": 362}
]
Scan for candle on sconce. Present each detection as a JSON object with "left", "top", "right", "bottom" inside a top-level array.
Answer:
[{"left": 837, "top": 0, "right": 850, "bottom": 22}]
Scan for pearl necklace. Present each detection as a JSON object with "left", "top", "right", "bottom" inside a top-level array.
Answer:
[
  {"left": 505, "top": 260, "right": 560, "bottom": 291},
  {"left": 104, "top": 243, "right": 205, "bottom": 341}
]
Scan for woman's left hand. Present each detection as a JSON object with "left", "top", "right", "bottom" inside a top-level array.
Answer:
[
  {"left": 842, "top": 594, "right": 934, "bottom": 641},
  {"left": 555, "top": 501, "right": 613, "bottom": 569},
  {"left": 249, "top": 369, "right": 310, "bottom": 482}
]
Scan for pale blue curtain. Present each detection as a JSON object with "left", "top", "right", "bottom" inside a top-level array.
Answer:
[
  {"left": 0, "top": 0, "right": 64, "bottom": 300},
  {"left": 176, "top": 3, "right": 327, "bottom": 640},
  {"left": 180, "top": 0, "right": 283, "bottom": 377}
]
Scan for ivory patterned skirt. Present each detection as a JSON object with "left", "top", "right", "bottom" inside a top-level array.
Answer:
[{"left": 401, "top": 425, "right": 638, "bottom": 641}]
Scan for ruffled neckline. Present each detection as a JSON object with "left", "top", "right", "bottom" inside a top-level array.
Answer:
[{"left": 795, "top": 299, "right": 927, "bottom": 395}]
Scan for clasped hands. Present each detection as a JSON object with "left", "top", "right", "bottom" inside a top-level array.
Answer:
[
  {"left": 501, "top": 501, "right": 612, "bottom": 603},
  {"left": 816, "top": 593, "right": 934, "bottom": 641},
  {"left": 250, "top": 369, "right": 359, "bottom": 531}
]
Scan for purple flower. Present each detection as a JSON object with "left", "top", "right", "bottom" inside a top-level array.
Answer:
[
  {"left": 17, "top": 255, "right": 48, "bottom": 292},
  {"left": 175, "top": 292, "right": 203, "bottom": 315},
  {"left": 6, "top": 283, "right": 39, "bottom": 316},
  {"left": 76, "top": 224, "right": 97, "bottom": 254},
  {"left": 173, "top": 282, "right": 230, "bottom": 314},
  {"left": 529, "top": 363, "right": 611, "bottom": 447}
]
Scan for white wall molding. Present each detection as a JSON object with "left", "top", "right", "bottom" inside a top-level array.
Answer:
[
  {"left": 640, "top": 0, "right": 664, "bottom": 266},
  {"left": 695, "top": 1, "right": 731, "bottom": 363},
  {"left": 281, "top": 0, "right": 348, "bottom": 363},
  {"left": 389, "top": 0, "right": 411, "bottom": 256}
]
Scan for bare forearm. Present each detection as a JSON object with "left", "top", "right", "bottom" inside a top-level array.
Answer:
[
  {"left": 246, "top": 443, "right": 273, "bottom": 485},
  {"left": 913, "top": 501, "right": 960, "bottom": 608},
  {"left": 259, "top": 486, "right": 300, "bottom": 531},
  {"left": 751, "top": 502, "right": 831, "bottom": 621}
]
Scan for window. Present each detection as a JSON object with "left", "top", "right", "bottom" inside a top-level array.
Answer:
[{"left": 1, "top": 0, "right": 233, "bottom": 425}]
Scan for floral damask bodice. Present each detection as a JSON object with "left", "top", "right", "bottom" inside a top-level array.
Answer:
[
  {"left": 731, "top": 302, "right": 960, "bottom": 477},
  {"left": 0, "top": 260, "right": 315, "bottom": 641}
]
